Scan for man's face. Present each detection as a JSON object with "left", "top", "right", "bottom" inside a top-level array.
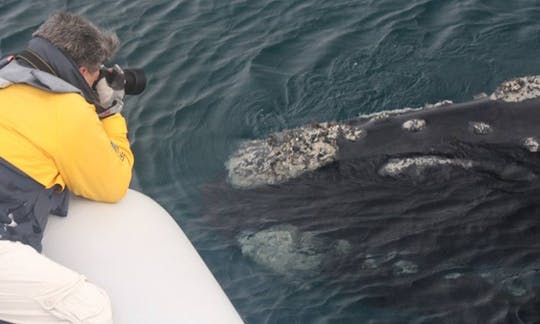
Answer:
[{"left": 79, "top": 66, "right": 100, "bottom": 87}]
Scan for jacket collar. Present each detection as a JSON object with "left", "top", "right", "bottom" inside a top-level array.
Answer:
[{"left": 25, "top": 37, "right": 100, "bottom": 106}]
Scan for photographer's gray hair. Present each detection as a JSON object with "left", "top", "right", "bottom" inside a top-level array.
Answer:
[{"left": 33, "top": 12, "right": 119, "bottom": 72}]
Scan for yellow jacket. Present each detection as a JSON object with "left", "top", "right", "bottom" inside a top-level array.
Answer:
[{"left": 0, "top": 83, "right": 134, "bottom": 203}]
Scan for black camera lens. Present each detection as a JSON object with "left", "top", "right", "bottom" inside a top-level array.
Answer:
[{"left": 123, "top": 68, "right": 146, "bottom": 95}]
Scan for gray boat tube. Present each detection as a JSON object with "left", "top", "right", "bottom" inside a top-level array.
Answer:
[{"left": 42, "top": 189, "right": 244, "bottom": 324}]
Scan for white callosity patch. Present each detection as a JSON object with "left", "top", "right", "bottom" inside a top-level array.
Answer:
[
  {"left": 379, "top": 156, "right": 474, "bottom": 177},
  {"left": 392, "top": 260, "right": 419, "bottom": 275},
  {"left": 490, "top": 75, "right": 540, "bottom": 102},
  {"left": 502, "top": 278, "right": 528, "bottom": 297},
  {"left": 226, "top": 122, "right": 365, "bottom": 188},
  {"left": 362, "top": 251, "right": 398, "bottom": 270},
  {"left": 237, "top": 224, "right": 351, "bottom": 274},
  {"left": 444, "top": 273, "right": 463, "bottom": 280},
  {"left": 523, "top": 137, "right": 539, "bottom": 152},
  {"left": 480, "top": 269, "right": 533, "bottom": 297},
  {"left": 362, "top": 251, "right": 419, "bottom": 276},
  {"left": 402, "top": 119, "right": 426, "bottom": 132},
  {"left": 468, "top": 121, "right": 492, "bottom": 135}
]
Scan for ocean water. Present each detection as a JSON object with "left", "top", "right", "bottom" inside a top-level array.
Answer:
[{"left": 1, "top": 0, "right": 540, "bottom": 322}]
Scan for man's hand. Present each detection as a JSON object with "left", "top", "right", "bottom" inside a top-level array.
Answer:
[{"left": 94, "top": 64, "right": 125, "bottom": 118}]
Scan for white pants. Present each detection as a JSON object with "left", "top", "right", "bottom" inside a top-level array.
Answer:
[{"left": 0, "top": 240, "right": 113, "bottom": 324}]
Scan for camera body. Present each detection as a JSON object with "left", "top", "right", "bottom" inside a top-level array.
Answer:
[{"left": 99, "top": 65, "right": 146, "bottom": 95}]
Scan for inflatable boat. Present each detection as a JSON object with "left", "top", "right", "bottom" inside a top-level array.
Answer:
[{"left": 42, "top": 189, "right": 243, "bottom": 324}]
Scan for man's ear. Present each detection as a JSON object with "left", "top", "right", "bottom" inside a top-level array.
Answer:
[{"left": 79, "top": 66, "right": 99, "bottom": 87}]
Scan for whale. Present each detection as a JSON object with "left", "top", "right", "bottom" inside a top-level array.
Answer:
[
  {"left": 226, "top": 75, "right": 540, "bottom": 189},
  {"left": 203, "top": 75, "right": 540, "bottom": 322}
]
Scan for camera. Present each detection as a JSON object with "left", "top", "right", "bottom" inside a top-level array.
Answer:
[
  {"left": 99, "top": 65, "right": 147, "bottom": 95},
  {"left": 122, "top": 68, "right": 146, "bottom": 95}
]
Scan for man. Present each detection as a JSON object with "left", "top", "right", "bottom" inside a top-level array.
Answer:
[{"left": 0, "top": 12, "right": 134, "bottom": 323}]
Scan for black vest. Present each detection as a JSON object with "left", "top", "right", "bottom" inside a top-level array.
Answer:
[{"left": 0, "top": 157, "right": 69, "bottom": 252}]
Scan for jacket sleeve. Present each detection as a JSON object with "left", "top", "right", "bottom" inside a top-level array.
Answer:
[{"left": 55, "top": 95, "right": 134, "bottom": 203}]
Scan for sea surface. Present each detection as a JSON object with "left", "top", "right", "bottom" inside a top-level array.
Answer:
[{"left": 1, "top": 0, "right": 540, "bottom": 323}]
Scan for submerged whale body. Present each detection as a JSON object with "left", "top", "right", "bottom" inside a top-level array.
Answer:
[{"left": 203, "top": 76, "right": 540, "bottom": 321}]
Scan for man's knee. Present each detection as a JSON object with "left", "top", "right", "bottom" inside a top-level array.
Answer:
[{"left": 50, "top": 280, "right": 113, "bottom": 324}]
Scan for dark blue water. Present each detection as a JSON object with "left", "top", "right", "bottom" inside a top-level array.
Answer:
[{"left": 1, "top": 0, "right": 540, "bottom": 322}]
